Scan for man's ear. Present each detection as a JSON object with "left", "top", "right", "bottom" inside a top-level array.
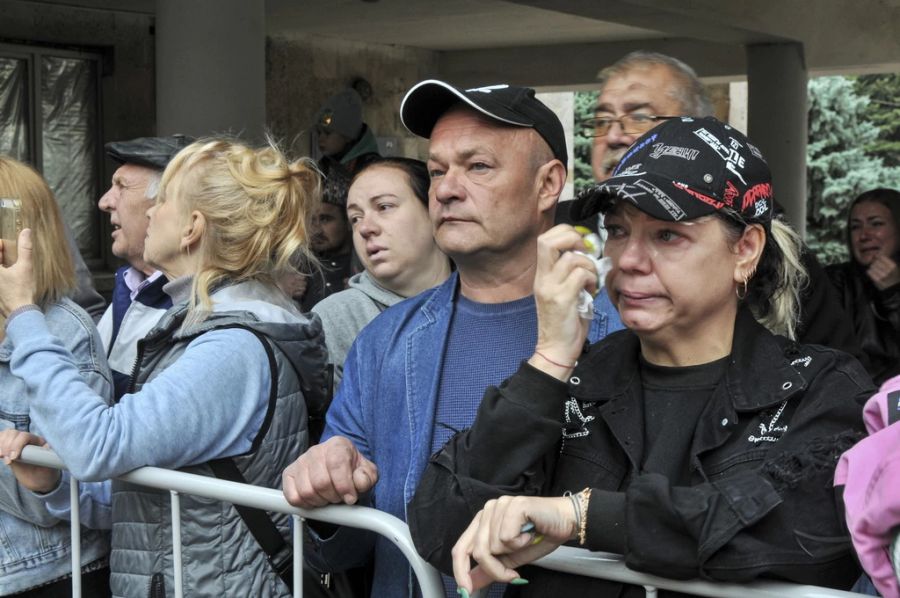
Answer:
[
  {"left": 536, "top": 159, "right": 567, "bottom": 214},
  {"left": 733, "top": 223, "right": 766, "bottom": 283},
  {"left": 181, "top": 210, "right": 206, "bottom": 253}
]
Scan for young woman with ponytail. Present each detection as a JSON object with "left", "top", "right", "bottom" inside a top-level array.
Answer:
[
  {"left": 0, "top": 139, "right": 326, "bottom": 597},
  {"left": 408, "top": 118, "right": 873, "bottom": 597}
]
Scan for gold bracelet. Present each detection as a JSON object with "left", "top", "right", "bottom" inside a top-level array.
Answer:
[{"left": 577, "top": 487, "right": 592, "bottom": 546}]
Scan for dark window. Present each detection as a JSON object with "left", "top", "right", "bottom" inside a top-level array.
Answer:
[{"left": 0, "top": 44, "right": 103, "bottom": 263}]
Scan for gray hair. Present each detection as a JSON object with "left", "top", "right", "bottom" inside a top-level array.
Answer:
[
  {"left": 597, "top": 51, "right": 714, "bottom": 117},
  {"left": 145, "top": 170, "right": 163, "bottom": 200}
]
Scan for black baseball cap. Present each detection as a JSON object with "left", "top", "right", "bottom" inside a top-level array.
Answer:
[
  {"left": 400, "top": 79, "right": 568, "bottom": 168},
  {"left": 571, "top": 117, "right": 774, "bottom": 226},
  {"left": 105, "top": 134, "right": 195, "bottom": 171}
]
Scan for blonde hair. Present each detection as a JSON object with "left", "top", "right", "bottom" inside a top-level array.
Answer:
[
  {"left": 720, "top": 215, "right": 808, "bottom": 339},
  {"left": 756, "top": 219, "right": 808, "bottom": 340},
  {"left": 0, "top": 156, "right": 75, "bottom": 306},
  {"left": 157, "top": 138, "right": 321, "bottom": 319}
]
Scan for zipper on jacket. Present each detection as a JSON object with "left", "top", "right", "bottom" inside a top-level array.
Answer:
[
  {"left": 125, "top": 337, "right": 146, "bottom": 397},
  {"left": 148, "top": 572, "right": 166, "bottom": 598}
]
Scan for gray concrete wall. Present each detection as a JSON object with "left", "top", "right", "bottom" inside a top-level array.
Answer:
[
  {"left": 157, "top": 0, "right": 266, "bottom": 139},
  {"left": 266, "top": 34, "right": 439, "bottom": 160}
]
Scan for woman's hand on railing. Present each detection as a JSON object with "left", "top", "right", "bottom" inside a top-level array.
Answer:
[
  {"left": 529, "top": 225, "right": 599, "bottom": 381},
  {"left": 452, "top": 495, "right": 577, "bottom": 594},
  {"left": 0, "top": 429, "right": 61, "bottom": 493},
  {"left": 0, "top": 229, "right": 38, "bottom": 318}
]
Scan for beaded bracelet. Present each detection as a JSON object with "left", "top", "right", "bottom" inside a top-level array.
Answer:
[
  {"left": 577, "top": 487, "right": 592, "bottom": 546},
  {"left": 565, "top": 491, "right": 581, "bottom": 538}
]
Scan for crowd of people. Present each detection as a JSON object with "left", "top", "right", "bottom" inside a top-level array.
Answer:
[{"left": 0, "top": 50, "right": 896, "bottom": 598}]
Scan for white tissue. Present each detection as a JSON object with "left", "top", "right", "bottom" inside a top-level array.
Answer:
[{"left": 576, "top": 256, "right": 612, "bottom": 320}]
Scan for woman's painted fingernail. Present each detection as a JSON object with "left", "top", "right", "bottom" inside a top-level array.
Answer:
[
  {"left": 457, "top": 588, "right": 470, "bottom": 598},
  {"left": 530, "top": 533, "right": 544, "bottom": 545},
  {"left": 511, "top": 577, "right": 530, "bottom": 585}
]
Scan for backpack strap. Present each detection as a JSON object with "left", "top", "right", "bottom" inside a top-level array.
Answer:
[{"left": 207, "top": 325, "right": 292, "bottom": 589}]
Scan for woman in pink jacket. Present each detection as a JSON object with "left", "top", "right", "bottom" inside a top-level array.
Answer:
[{"left": 836, "top": 375, "right": 900, "bottom": 596}]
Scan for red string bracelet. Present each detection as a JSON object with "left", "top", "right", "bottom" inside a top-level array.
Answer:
[{"left": 534, "top": 350, "right": 576, "bottom": 369}]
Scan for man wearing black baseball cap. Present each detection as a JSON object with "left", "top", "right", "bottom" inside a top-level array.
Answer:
[
  {"left": 97, "top": 135, "right": 191, "bottom": 398},
  {"left": 282, "top": 80, "right": 623, "bottom": 597}
]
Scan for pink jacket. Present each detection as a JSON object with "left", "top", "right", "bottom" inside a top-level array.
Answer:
[{"left": 835, "top": 375, "right": 900, "bottom": 597}]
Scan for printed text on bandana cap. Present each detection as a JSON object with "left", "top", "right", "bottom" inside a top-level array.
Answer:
[
  {"left": 466, "top": 84, "right": 510, "bottom": 93},
  {"left": 613, "top": 133, "right": 658, "bottom": 176},
  {"left": 693, "top": 128, "right": 747, "bottom": 185}
]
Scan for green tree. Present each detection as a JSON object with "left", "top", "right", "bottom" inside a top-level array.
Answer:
[
  {"left": 573, "top": 90, "right": 598, "bottom": 195},
  {"left": 854, "top": 73, "right": 900, "bottom": 168},
  {"left": 806, "top": 76, "right": 900, "bottom": 264}
]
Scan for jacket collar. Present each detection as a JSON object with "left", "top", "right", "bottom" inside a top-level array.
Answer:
[
  {"left": 571, "top": 307, "right": 806, "bottom": 411},
  {"left": 419, "top": 271, "right": 459, "bottom": 324}
]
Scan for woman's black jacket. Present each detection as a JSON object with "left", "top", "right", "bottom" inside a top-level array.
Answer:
[
  {"left": 408, "top": 309, "right": 873, "bottom": 596},
  {"left": 826, "top": 260, "right": 900, "bottom": 385}
]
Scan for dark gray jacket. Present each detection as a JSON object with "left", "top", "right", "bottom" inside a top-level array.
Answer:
[{"left": 110, "top": 282, "right": 326, "bottom": 597}]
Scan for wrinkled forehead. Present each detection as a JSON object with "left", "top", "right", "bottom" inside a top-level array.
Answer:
[
  {"left": 114, "top": 162, "right": 158, "bottom": 186},
  {"left": 597, "top": 65, "right": 684, "bottom": 113},
  {"left": 428, "top": 105, "right": 544, "bottom": 162},
  {"left": 430, "top": 104, "right": 520, "bottom": 138}
]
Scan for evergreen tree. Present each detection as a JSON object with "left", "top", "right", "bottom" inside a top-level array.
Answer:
[
  {"left": 806, "top": 76, "right": 900, "bottom": 264},
  {"left": 574, "top": 90, "right": 598, "bottom": 194},
  {"left": 855, "top": 73, "right": 900, "bottom": 168}
]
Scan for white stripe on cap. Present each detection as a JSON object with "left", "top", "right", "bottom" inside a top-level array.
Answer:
[{"left": 400, "top": 79, "right": 531, "bottom": 134}]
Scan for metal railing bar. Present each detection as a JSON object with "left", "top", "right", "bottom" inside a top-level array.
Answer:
[
  {"left": 25, "top": 446, "right": 868, "bottom": 598},
  {"left": 69, "top": 477, "right": 81, "bottom": 598},
  {"left": 170, "top": 490, "right": 183, "bottom": 598},
  {"left": 292, "top": 515, "right": 302, "bottom": 598},
  {"left": 536, "top": 546, "right": 866, "bottom": 598},
  {"left": 19, "top": 445, "right": 445, "bottom": 598}
]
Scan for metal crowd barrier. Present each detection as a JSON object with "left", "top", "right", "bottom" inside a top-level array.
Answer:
[
  {"left": 19, "top": 445, "right": 871, "bottom": 598},
  {"left": 532, "top": 546, "right": 867, "bottom": 598},
  {"left": 18, "top": 445, "right": 445, "bottom": 598}
]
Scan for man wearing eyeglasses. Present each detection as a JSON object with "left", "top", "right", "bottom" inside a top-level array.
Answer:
[
  {"left": 586, "top": 50, "right": 866, "bottom": 396},
  {"left": 588, "top": 51, "right": 713, "bottom": 181}
]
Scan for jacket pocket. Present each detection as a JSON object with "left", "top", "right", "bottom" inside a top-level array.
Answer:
[{"left": 706, "top": 448, "right": 768, "bottom": 479}]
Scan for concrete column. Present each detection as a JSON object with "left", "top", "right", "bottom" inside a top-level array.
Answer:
[
  {"left": 746, "top": 43, "right": 808, "bottom": 236},
  {"left": 156, "top": 0, "right": 266, "bottom": 139}
]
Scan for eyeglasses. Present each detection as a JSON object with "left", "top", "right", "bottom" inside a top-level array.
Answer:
[{"left": 581, "top": 114, "right": 678, "bottom": 138}]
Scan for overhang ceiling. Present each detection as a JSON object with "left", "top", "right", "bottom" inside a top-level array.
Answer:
[
  {"left": 266, "top": 0, "right": 669, "bottom": 51},
  {"left": 15, "top": 0, "right": 900, "bottom": 86}
]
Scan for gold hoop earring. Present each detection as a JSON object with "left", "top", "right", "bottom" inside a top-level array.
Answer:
[{"left": 735, "top": 278, "right": 748, "bottom": 300}]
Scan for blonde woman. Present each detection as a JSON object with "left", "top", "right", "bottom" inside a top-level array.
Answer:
[
  {"left": 0, "top": 157, "right": 112, "bottom": 596},
  {"left": 0, "top": 140, "right": 326, "bottom": 597},
  {"left": 409, "top": 118, "right": 872, "bottom": 596}
]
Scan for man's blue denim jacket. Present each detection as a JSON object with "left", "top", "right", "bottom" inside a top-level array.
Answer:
[
  {"left": 314, "top": 272, "right": 623, "bottom": 597},
  {"left": 0, "top": 298, "right": 113, "bottom": 594}
]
